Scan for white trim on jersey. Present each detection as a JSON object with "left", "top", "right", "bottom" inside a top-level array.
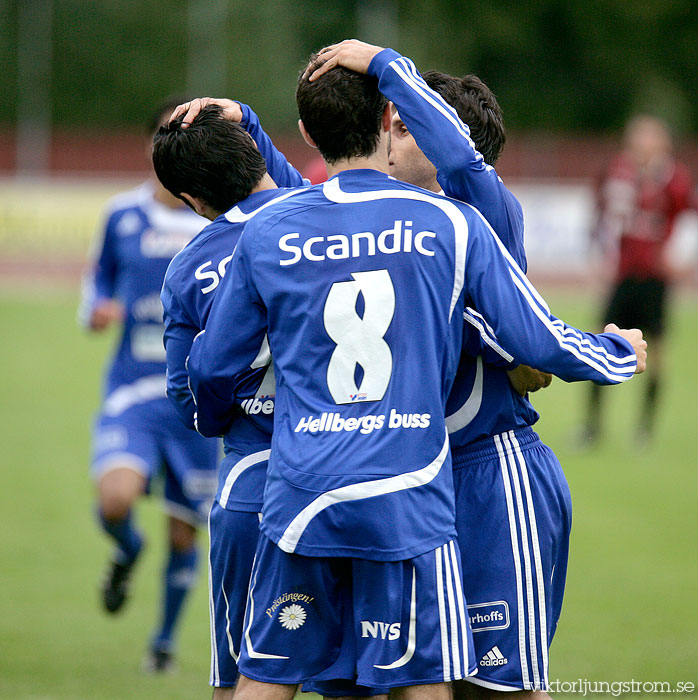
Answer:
[
  {"left": 550, "top": 319, "right": 637, "bottom": 367},
  {"left": 446, "top": 355, "right": 483, "bottom": 434},
  {"left": 277, "top": 430, "right": 450, "bottom": 554},
  {"left": 508, "top": 272, "right": 631, "bottom": 381},
  {"left": 225, "top": 188, "right": 307, "bottom": 223},
  {"left": 463, "top": 307, "right": 514, "bottom": 363},
  {"left": 322, "top": 178, "right": 468, "bottom": 322},
  {"left": 254, "top": 363, "right": 276, "bottom": 399},
  {"left": 464, "top": 203, "right": 636, "bottom": 382},
  {"left": 250, "top": 335, "right": 272, "bottom": 369},
  {"left": 219, "top": 450, "right": 271, "bottom": 508},
  {"left": 374, "top": 566, "right": 418, "bottom": 670},
  {"left": 102, "top": 374, "right": 167, "bottom": 416}
]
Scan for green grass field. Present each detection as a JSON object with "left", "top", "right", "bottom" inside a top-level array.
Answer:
[{"left": 0, "top": 287, "right": 695, "bottom": 699}]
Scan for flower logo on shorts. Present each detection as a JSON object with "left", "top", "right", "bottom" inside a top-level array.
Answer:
[{"left": 278, "top": 604, "right": 307, "bottom": 630}]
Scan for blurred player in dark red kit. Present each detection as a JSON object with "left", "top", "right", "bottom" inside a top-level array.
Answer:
[{"left": 581, "top": 114, "right": 693, "bottom": 447}]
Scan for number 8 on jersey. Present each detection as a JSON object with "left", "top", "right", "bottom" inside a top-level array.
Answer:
[{"left": 323, "top": 270, "right": 396, "bottom": 405}]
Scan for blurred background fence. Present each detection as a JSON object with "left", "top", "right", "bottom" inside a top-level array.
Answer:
[{"left": 2, "top": 0, "right": 697, "bottom": 284}]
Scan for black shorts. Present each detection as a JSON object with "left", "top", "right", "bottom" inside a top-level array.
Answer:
[{"left": 603, "top": 277, "right": 667, "bottom": 337}]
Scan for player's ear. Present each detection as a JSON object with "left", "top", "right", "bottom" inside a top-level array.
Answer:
[
  {"left": 381, "top": 102, "right": 392, "bottom": 133},
  {"left": 298, "top": 119, "right": 318, "bottom": 149},
  {"left": 180, "top": 192, "right": 206, "bottom": 216}
]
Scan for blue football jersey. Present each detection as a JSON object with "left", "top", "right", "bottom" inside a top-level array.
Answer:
[
  {"left": 161, "top": 187, "right": 306, "bottom": 511},
  {"left": 188, "top": 169, "right": 636, "bottom": 562},
  {"left": 79, "top": 182, "right": 207, "bottom": 401},
  {"left": 368, "top": 49, "right": 540, "bottom": 445}
]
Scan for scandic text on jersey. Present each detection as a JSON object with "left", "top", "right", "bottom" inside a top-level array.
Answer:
[{"left": 279, "top": 219, "right": 436, "bottom": 266}]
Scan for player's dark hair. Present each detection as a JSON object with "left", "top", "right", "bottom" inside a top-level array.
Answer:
[
  {"left": 296, "top": 54, "right": 388, "bottom": 164},
  {"left": 146, "top": 96, "right": 190, "bottom": 135},
  {"left": 152, "top": 105, "right": 268, "bottom": 215},
  {"left": 422, "top": 72, "right": 505, "bottom": 166}
]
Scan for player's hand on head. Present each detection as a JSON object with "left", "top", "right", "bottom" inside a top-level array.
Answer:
[
  {"left": 89, "top": 299, "right": 124, "bottom": 331},
  {"left": 307, "top": 39, "right": 385, "bottom": 82},
  {"left": 604, "top": 323, "right": 647, "bottom": 374},
  {"left": 168, "top": 98, "right": 243, "bottom": 128},
  {"left": 507, "top": 364, "right": 553, "bottom": 396}
]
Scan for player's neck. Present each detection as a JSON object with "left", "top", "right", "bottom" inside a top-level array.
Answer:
[
  {"left": 249, "top": 172, "right": 278, "bottom": 195},
  {"left": 325, "top": 149, "right": 390, "bottom": 179},
  {"left": 424, "top": 178, "right": 441, "bottom": 193}
]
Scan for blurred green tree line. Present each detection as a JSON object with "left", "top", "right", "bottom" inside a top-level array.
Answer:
[{"left": 1, "top": 0, "right": 697, "bottom": 135}]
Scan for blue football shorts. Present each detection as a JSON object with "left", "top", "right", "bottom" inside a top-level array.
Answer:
[
  {"left": 237, "top": 532, "right": 477, "bottom": 689},
  {"left": 90, "top": 397, "right": 218, "bottom": 525},
  {"left": 208, "top": 501, "right": 261, "bottom": 687},
  {"left": 209, "top": 446, "right": 381, "bottom": 695},
  {"left": 452, "top": 426, "right": 572, "bottom": 692}
]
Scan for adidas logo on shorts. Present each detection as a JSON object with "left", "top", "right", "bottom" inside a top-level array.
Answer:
[{"left": 480, "top": 646, "right": 508, "bottom": 667}]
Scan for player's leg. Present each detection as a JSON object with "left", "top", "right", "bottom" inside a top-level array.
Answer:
[
  {"left": 580, "top": 279, "right": 629, "bottom": 445},
  {"left": 634, "top": 277, "right": 667, "bottom": 446},
  {"left": 209, "top": 503, "right": 262, "bottom": 695},
  {"left": 584, "top": 381, "right": 603, "bottom": 443},
  {"left": 637, "top": 333, "right": 661, "bottom": 445},
  {"left": 452, "top": 428, "right": 572, "bottom": 698},
  {"left": 145, "top": 513, "right": 198, "bottom": 672},
  {"left": 319, "top": 694, "right": 388, "bottom": 700},
  {"left": 455, "top": 686, "right": 549, "bottom": 700},
  {"left": 92, "top": 411, "right": 156, "bottom": 613},
  {"left": 391, "top": 686, "right": 453, "bottom": 699},
  {"left": 232, "top": 674, "right": 298, "bottom": 700},
  {"left": 236, "top": 533, "right": 356, "bottom": 692},
  {"left": 306, "top": 670, "right": 389, "bottom": 697},
  {"left": 96, "top": 465, "right": 147, "bottom": 612},
  {"left": 97, "top": 465, "right": 147, "bottom": 567},
  {"left": 145, "top": 415, "right": 218, "bottom": 671},
  {"left": 98, "top": 463, "right": 147, "bottom": 523},
  {"left": 310, "top": 682, "right": 388, "bottom": 700}
]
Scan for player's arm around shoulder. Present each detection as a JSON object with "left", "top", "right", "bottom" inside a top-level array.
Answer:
[
  {"left": 460, "top": 206, "right": 645, "bottom": 383},
  {"left": 169, "top": 96, "right": 307, "bottom": 188},
  {"left": 365, "top": 46, "right": 491, "bottom": 178},
  {"left": 160, "top": 259, "right": 200, "bottom": 427},
  {"left": 365, "top": 44, "right": 520, "bottom": 243},
  {"left": 187, "top": 223, "right": 268, "bottom": 437},
  {"left": 308, "top": 41, "right": 495, "bottom": 185}
]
